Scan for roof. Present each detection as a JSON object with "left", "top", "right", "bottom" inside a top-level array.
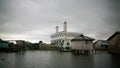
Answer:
[
  {"left": 107, "top": 31, "right": 120, "bottom": 41},
  {"left": 0, "top": 40, "right": 9, "bottom": 43},
  {"left": 71, "top": 34, "right": 95, "bottom": 41},
  {"left": 50, "top": 31, "right": 82, "bottom": 36},
  {"left": 94, "top": 40, "right": 110, "bottom": 46}
]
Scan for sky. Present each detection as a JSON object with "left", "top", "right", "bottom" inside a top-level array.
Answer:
[{"left": 0, "top": 0, "right": 120, "bottom": 43}]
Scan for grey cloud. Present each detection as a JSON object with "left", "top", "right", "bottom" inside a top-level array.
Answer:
[{"left": 0, "top": 0, "right": 120, "bottom": 43}]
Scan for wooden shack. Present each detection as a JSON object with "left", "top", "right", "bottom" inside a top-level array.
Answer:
[
  {"left": 71, "top": 34, "right": 94, "bottom": 54},
  {"left": 107, "top": 31, "right": 120, "bottom": 54},
  {"left": 94, "top": 40, "right": 110, "bottom": 51}
]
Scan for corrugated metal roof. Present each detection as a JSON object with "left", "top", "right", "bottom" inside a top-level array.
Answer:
[
  {"left": 98, "top": 40, "right": 110, "bottom": 46},
  {"left": 71, "top": 34, "right": 94, "bottom": 41},
  {"left": 107, "top": 31, "right": 120, "bottom": 41}
]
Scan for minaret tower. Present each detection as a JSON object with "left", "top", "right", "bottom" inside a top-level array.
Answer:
[
  {"left": 56, "top": 26, "right": 59, "bottom": 33},
  {"left": 64, "top": 21, "right": 67, "bottom": 32}
]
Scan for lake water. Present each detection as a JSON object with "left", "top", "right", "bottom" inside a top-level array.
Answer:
[{"left": 0, "top": 51, "right": 120, "bottom": 68}]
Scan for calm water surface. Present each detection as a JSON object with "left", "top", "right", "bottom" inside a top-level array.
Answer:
[{"left": 0, "top": 51, "right": 120, "bottom": 68}]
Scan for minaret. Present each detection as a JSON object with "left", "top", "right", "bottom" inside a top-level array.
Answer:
[
  {"left": 63, "top": 21, "right": 67, "bottom": 48},
  {"left": 56, "top": 26, "right": 59, "bottom": 33},
  {"left": 64, "top": 21, "right": 67, "bottom": 32}
]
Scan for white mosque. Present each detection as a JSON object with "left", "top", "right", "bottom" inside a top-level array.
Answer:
[{"left": 50, "top": 21, "right": 82, "bottom": 49}]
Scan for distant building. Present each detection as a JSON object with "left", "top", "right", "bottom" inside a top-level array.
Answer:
[
  {"left": 0, "top": 39, "right": 9, "bottom": 48},
  {"left": 50, "top": 21, "right": 82, "bottom": 49},
  {"left": 94, "top": 40, "right": 110, "bottom": 51},
  {"left": 8, "top": 40, "right": 17, "bottom": 44},
  {"left": 71, "top": 34, "right": 94, "bottom": 51},
  {"left": 7, "top": 40, "right": 32, "bottom": 49},
  {"left": 107, "top": 31, "right": 120, "bottom": 54},
  {"left": 33, "top": 43, "right": 39, "bottom": 49}
]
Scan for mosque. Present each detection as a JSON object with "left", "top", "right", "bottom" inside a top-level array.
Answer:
[{"left": 50, "top": 21, "right": 82, "bottom": 50}]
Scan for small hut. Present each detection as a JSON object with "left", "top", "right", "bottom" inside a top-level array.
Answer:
[
  {"left": 94, "top": 40, "right": 110, "bottom": 51},
  {"left": 71, "top": 34, "right": 94, "bottom": 54},
  {"left": 107, "top": 31, "right": 120, "bottom": 54}
]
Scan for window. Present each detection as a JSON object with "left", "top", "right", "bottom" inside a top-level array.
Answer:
[
  {"left": 67, "top": 42, "right": 70, "bottom": 45},
  {"left": 60, "top": 34, "right": 61, "bottom": 37}
]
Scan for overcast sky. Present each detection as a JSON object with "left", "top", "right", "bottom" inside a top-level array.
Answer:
[{"left": 0, "top": 0, "right": 120, "bottom": 43}]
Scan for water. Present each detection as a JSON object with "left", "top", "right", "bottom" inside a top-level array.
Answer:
[{"left": 0, "top": 51, "right": 120, "bottom": 68}]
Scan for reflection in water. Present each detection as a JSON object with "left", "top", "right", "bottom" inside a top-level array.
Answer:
[
  {"left": 71, "top": 55, "right": 94, "bottom": 68},
  {"left": 0, "top": 51, "right": 120, "bottom": 68},
  {"left": 93, "top": 54, "right": 112, "bottom": 68},
  {"left": 111, "top": 55, "right": 120, "bottom": 68}
]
